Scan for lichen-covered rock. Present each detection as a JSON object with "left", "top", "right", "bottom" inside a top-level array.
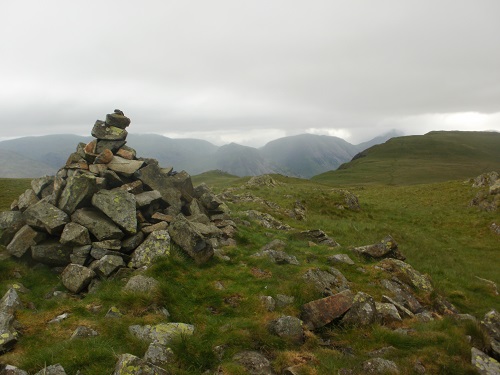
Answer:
[
  {"left": 375, "top": 302, "right": 402, "bottom": 324},
  {"left": 232, "top": 351, "right": 276, "bottom": 375},
  {"left": 105, "top": 111, "right": 131, "bottom": 129},
  {"left": 91, "top": 120, "right": 128, "bottom": 141},
  {"left": 381, "top": 295, "right": 415, "bottom": 319},
  {"left": 302, "top": 267, "right": 349, "bottom": 295},
  {"left": 471, "top": 347, "right": 500, "bottom": 375},
  {"left": 380, "top": 279, "right": 423, "bottom": 313},
  {"left": 0, "top": 364, "right": 28, "bottom": 374},
  {"left": 0, "top": 211, "right": 25, "bottom": 246},
  {"left": 168, "top": 215, "right": 213, "bottom": 264},
  {"left": 6, "top": 225, "right": 46, "bottom": 258},
  {"left": 143, "top": 342, "right": 175, "bottom": 367},
  {"left": 243, "top": 210, "right": 291, "bottom": 230},
  {"left": 31, "top": 240, "right": 73, "bottom": 266},
  {"left": 59, "top": 222, "right": 91, "bottom": 246},
  {"left": 124, "top": 275, "right": 160, "bottom": 294},
  {"left": 17, "top": 189, "right": 39, "bottom": 212},
  {"left": 91, "top": 189, "right": 137, "bottom": 234},
  {"left": 378, "top": 259, "right": 433, "bottom": 293},
  {"left": 352, "top": 235, "right": 405, "bottom": 260},
  {"left": 70, "top": 325, "right": 99, "bottom": 339},
  {"left": 362, "top": 357, "right": 400, "bottom": 374},
  {"left": 24, "top": 200, "right": 69, "bottom": 235},
  {"left": 135, "top": 163, "right": 182, "bottom": 212},
  {"left": 301, "top": 290, "right": 354, "bottom": 330},
  {"left": 71, "top": 208, "right": 124, "bottom": 241},
  {"left": 268, "top": 316, "right": 304, "bottom": 343},
  {"left": 342, "top": 292, "right": 377, "bottom": 326},
  {"left": 299, "top": 229, "right": 339, "bottom": 247},
  {"left": 113, "top": 353, "right": 168, "bottom": 375},
  {"left": 57, "top": 174, "right": 98, "bottom": 214},
  {"left": 128, "top": 230, "right": 170, "bottom": 268},
  {"left": 170, "top": 170, "right": 195, "bottom": 202},
  {"left": 61, "top": 264, "right": 96, "bottom": 293},
  {"left": 135, "top": 190, "right": 162, "bottom": 208},
  {"left": 91, "top": 255, "right": 125, "bottom": 278},
  {"left": 129, "top": 322, "right": 194, "bottom": 345},
  {"left": 328, "top": 253, "right": 355, "bottom": 265}
]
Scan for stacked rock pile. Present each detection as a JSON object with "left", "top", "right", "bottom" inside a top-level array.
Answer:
[{"left": 0, "top": 110, "right": 236, "bottom": 294}]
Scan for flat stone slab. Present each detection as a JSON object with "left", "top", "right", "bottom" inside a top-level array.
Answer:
[
  {"left": 107, "top": 156, "right": 144, "bottom": 177},
  {"left": 301, "top": 290, "right": 354, "bottom": 330},
  {"left": 71, "top": 208, "right": 124, "bottom": 241},
  {"left": 92, "top": 189, "right": 137, "bottom": 234},
  {"left": 24, "top": 200, "right": 69, "bottom": 235},
  {"left": 128, "top": 230, "right": 171, "bottom": 268}
]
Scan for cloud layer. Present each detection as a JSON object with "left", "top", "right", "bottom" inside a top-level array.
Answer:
[{"left": 1, "top": 1, "right": 499, "bottom": 146}]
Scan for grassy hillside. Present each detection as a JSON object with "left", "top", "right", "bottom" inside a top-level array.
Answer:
[
  {"left": 313, "top": 131, "right": 500, "bottom": 185},
  {"left": 1, "top": 174, "right": 498, "bottom": 374}
]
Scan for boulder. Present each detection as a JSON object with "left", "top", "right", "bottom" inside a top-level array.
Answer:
[
  {"left": 113, "top": 353, "right": 168, "bottom": 375},
  {"left": 95, "top": 139, "right": 127, "bottom": 154},
  {"left": 0, "top": 211, "right": 25, "bottom": 246},
  {"left": 124, "top": 275, "right": 160, "bottom": 294},
  {"left": 0, "top": 364, "right": 28, "bottom": 374},
  {"left": 381, "top": 295, "right": 415, "bottom": 319},
  {"left": 135, "top": 190, "right": 162, "bottom": 208},
  {"left": 71, "top": 208, "right": 124, "bottom": 241},
  {"left": 341, "top": 292, "right": 377, "bottom": 327},
  {"left": 301, "top": 290, "right": 354, "bottom": 330},
  {"left": 24, "top": 200, "right": 69, "bottom": 235},
  {"left": 59, "top": 222, "right": 91, "bottom": 246},
  {"left": 299, "top": 229, "right": 339, "bottom": 247},
  {"left": 31, "top": 176, "right": 55, "bottom": 197},
  {"left": 129, "top": 322, "right": 194, "bottom": 345},
  {"left": 170, "top": 170, "right": 195, "bottom": 202},
  {"left": 7, "top": 225, "right": 46, "bottom": 258},
  {"left": 17, "top": 189, "right": 39, "bottom": 212},
  {"left": 268, "top": 316, "right": 304, "bottom": 343},
  {"left": 362, "top": 358, "right": 400, "bottom": 374},
  {"left": 105, "top": 112, "right": 131, "bottom": 129},
  {"left": 57, "top": 174, "right": 98, "bottom": 214},
  {"left": 471, "top": 348, "right": 500, "bottom": 375},
  {"left": 70, "top": 245, "right": 92, "bottom": 265},
  {"left": 91, "top": 189, "right": 137, "bottom": 234},
  {"left": 380, "top": 279, "right": 423, "bottom": 313},
  {"left": 61, "top": 264, "right": 96, "bottom": 293},
  {"left": 378, "top": 259, "right": 433, "bottom": 293},
  {"left": 107, "top": 156, "right": 144, "bottom": 177},
  {"left": 375, "top": 302, "right": 402, "bottom": 324},
  {"left": 94, "top": 149, "right": 114, "bottom": 164},
  {"left": 168, "top": 215, "right": 213, "bottom": 264},
  {"left": 352, "top": 235, "right": 405, "bottom": 260},
  {"left": 121, "top": 232, "right": 145, "bottom": 253},
  {"left": 143, "top": 342, "right": 175, "bottom": 367},
  {"left": 303, "top": 267, "right": 349, "bottom": 295},
  {"left": 91, "top": 255, "right": 125, "bottom": 278},
  {"left": 31, "top": 240, "right": 73, "bottom": 266},
  {"left": 91, "top": 120, "right": 128, "bottom": 141},
  {"left": 128, "top": 230, "right": 171, "bottom": 268},
  {"left": 232, "top": 351, "right": 276, "bottom": 375}
]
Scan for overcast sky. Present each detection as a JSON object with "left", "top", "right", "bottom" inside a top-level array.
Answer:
[{"left": 1, "top": 1, "right": 499, "bottom": 147}]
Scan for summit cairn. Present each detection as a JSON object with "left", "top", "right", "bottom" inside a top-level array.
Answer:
[{"left": 2, "top": 110, "right": 236, "bottom": 292}]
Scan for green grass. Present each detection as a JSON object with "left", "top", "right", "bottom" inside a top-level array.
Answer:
[
  {"left": 313, "top": 131, "right": 500, "bottom": 185},
  {"left": 0, "top": 172, "right": 498, "bottom": 373}
]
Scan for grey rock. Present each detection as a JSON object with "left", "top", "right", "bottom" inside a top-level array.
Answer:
[
  {"left": 128, "top": 230, "right": 171, "bottom": 268},
  {"left": 301, "top": 290, "right": 354, "bottom": 330},
  {"left": 129, "top": 322, "right": 194, "bottom": 345},
  {"left": 135, "top": 190, "right": 162, "bottom": 208},
  {"left": 0, "top": 364, "right": 28, "bottom": 374},
  {"left": 91, "top": 255, "right": 125, "bottom": 278},
  {"left": 300, "top": 229, "right": 339, "bottom": 247},
  {"left": 0, "top": 288, "right": 21, "bottom": 315},
  {"left": 254, "top": 249, "right": 299, "bottom": 265},
  {"left": 268, "top": 315, "right": 304, "bottom": 343},
  {"left": 60, "top": 222, "right": 91, "bottom": 246},
  {"left": 70, "top": 326, "right": 99, "bottom": 339},
  {"left": 34, "top": 364, "right": 67, "bottom": 375},
  {"left": 143, "top": 342, "right": 175, "bottom": 366},
  {"left": 243, "top": 210, "right": 291, "bottom": 230},
  {"left": 95, "top": 139, "right": 127, "bottom": 154},
  {"left": 107, "top": 156, "right": 144, "bottom": 177},
  {"left": 375, "top": 302, "right": 402, "bottom": 324},
  {"left": 136, "top": 163, "right": 182, "bottom": 213},
  {"left": 24, "top": 200, "right": 69, "bottom": 235},
  {"left": 482, "top": 310, "right": 500, "bottom": 342},
  {"left": 6, "top": 225, "right": 46, "bottom": 258},
  {"left": 380, "top": 279, "right": 423, "bottom": 313},
  {"left": 57, "top": 174, "right": 98, "bottom": 214},
  {"left": 260, "top": 296, "right": 276, "bottom": 312},
  {"left": 342, "top": 292, "right": 377, "bottom": 327},
  {"left": 91, "top": 120, "right": 128, "bottom": 141},
  {"left": 0, "top": 211, "right": 25, "bottom": 246},
  {"left": 170, "top": 170, "right": 195, "bottom": 202},
  {"left": 378, "top": 259, "right": 433, "bottom": 293},
  {"left": 105, "top": 112, "right": 131, "bottom": 129},
  {"left": 199, "top": 191, "right": 223, "bottom": 211},
  {"left": 471, "top": 347, "right": 500, "bottom": 375},
  {"left": 61, "top": 264, "right": 96, "bottom": 293},
  {"left": 121, "top": 232, "right": 145, "bottom": 253},
  {"left": 102, "top": 169, "right": 124, "bottom": 187},
  {"left": 362, "top": 357, "right": 400, "bottom": 374},
  {"left": 381, "top": 295, "right": 415, "bottom": 319},
  {"left": 352, "top": 235, "right": 405, "bottom": 260},
  {"left": 71, "top": 208, "right": 124, "bottom": 241},
  {"left": 105, "top": 306, "right": 123, "bottom": 318},
  {"left": 31, "top": 240, "right": 73, "bottom": 266},
  {"left": 92, "top": 189, "right": 137, "bottom": 234},
  {"left": 302, "top": 267, "right": 349, "bottom": 295},
  {"left": 168, "top": 215, "right": 213, "bottom": 264},
  {"left": 70, "top": 245, "right": 91, "bottom": 265},
  {"left": 328, "top": 254, "right": 355, "bottom": 265},
  {"left": 232, "top": 351, "right": 276, "bottom": 375},
  {"left": 17, "top": 189, "right": 39, "bottom": 212},
  {"left": 92, "top": 239, "right": 122, "bottom": 250},
  {"left": 124, "top": 275, "right": 160, "bottom": 294},
  {"left": 113, "top": 353, "right": 168, "bottom": 375},
  {"left": 31, "top": 176, "right": 55, "bottom": 197}
]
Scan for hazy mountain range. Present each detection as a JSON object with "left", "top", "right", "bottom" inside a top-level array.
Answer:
[{"left": 0, "top": 130, "right": 403, "bottom": 178}]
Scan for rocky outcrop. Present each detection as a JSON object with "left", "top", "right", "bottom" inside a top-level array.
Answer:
[
  {"left": 0, "top": 110, "right": 237, "bottom": 297},
  {"left": 351, "top": 235, "right": 405, "bottom": 261}
]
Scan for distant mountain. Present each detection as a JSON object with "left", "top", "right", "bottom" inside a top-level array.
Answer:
[
  {"left": 355, "top": 129, "right": 404, "bottom": 151},
  {"left": 313, "top": 131, "right": 500, "bottom": 185},
  {"left": 0, "top": 149, "right": 57, "bottom": 178},
  {"left": 0, "top": 131, "right": 398, "bottom": 178}
]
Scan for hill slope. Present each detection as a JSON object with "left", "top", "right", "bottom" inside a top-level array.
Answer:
[{"left": 313, "top": 131, "right": 500, "bottom": 185}]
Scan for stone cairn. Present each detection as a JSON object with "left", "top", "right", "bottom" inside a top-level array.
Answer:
[{"left": 0, "top": 110, "right": 236, "bottom": 293}]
